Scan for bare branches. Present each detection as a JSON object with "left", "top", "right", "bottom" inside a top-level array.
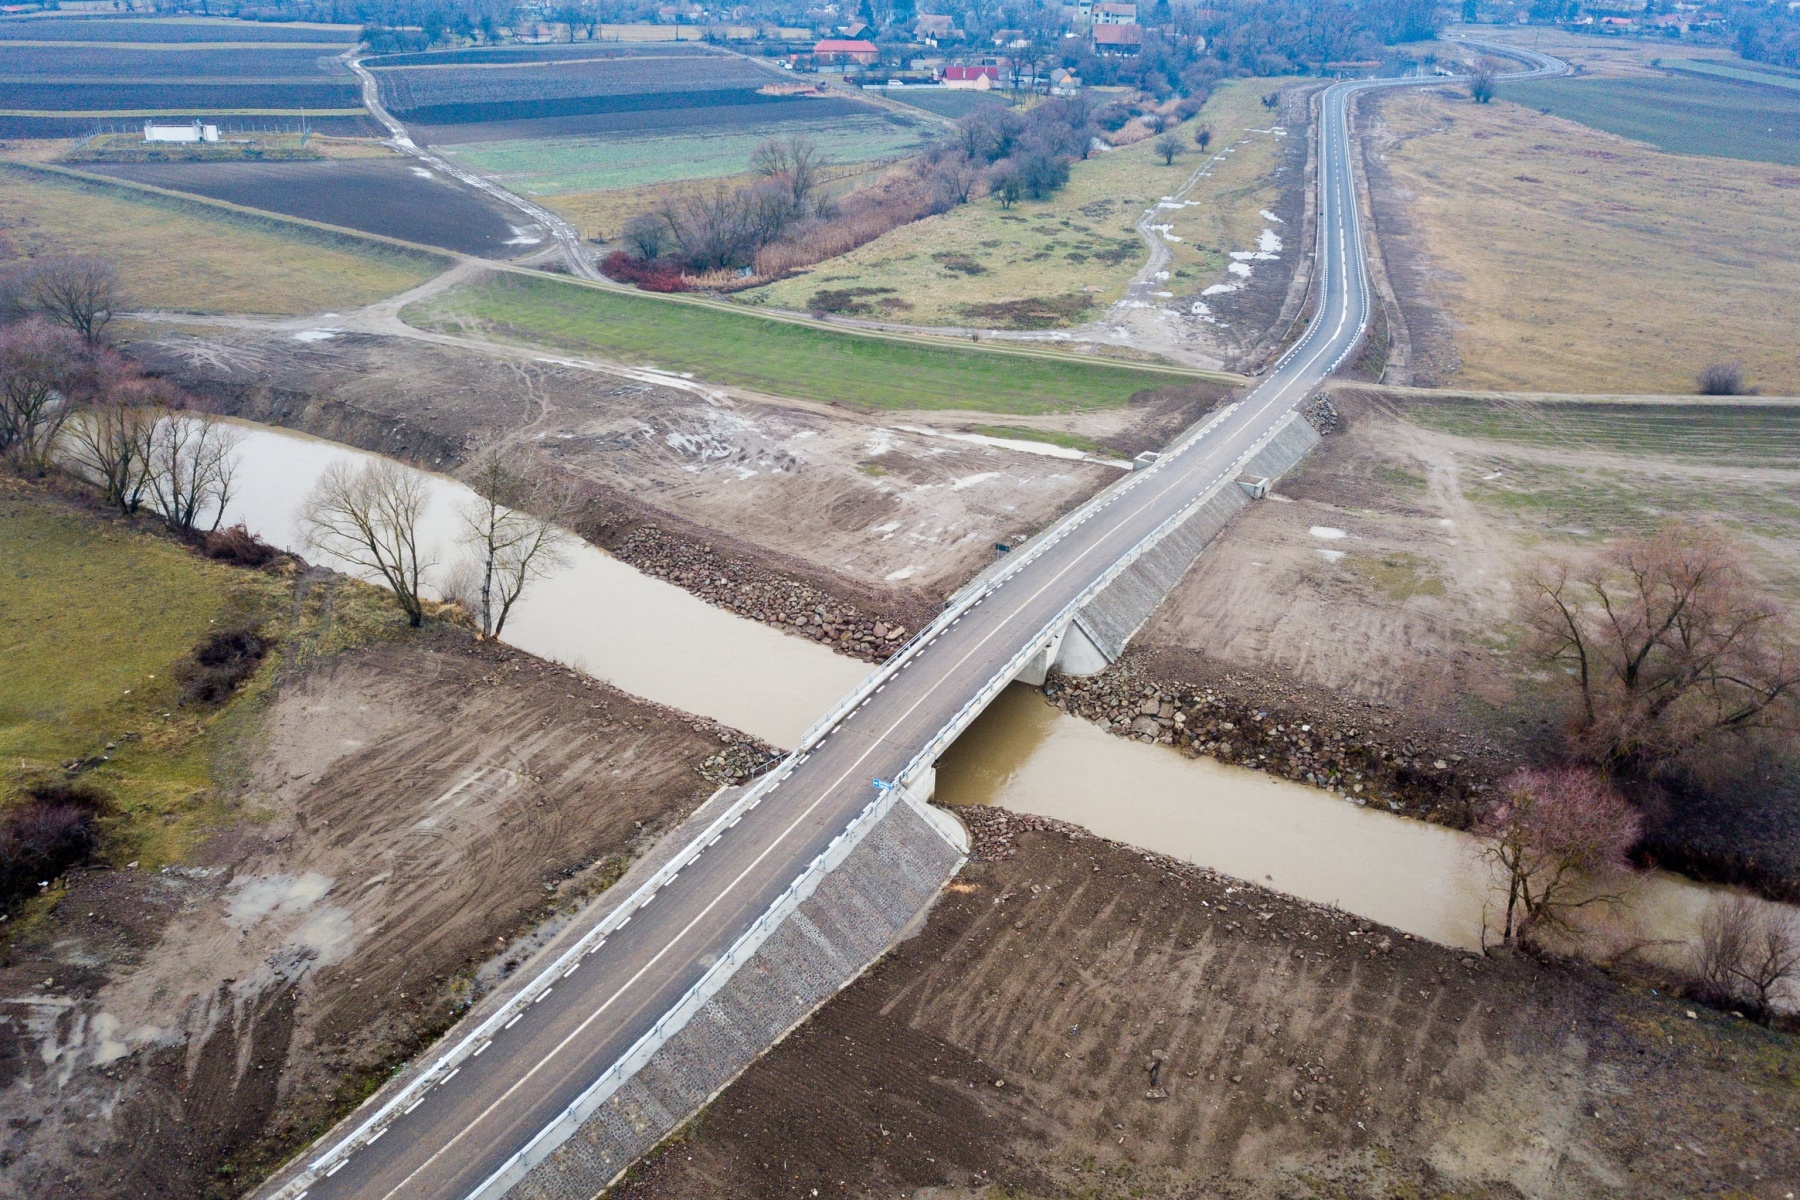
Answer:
[
  {"left": 0, "top": 318, "right": 82, "bottom": 474},
  {"left": 300, "top": 459, "right": 434, "bottom": 627},
  {"left": 24, "top": 256, "right": 121, "bottom": 345},
  {"left": 144, "top": 413, "right": 240, "bottom": 534},
  {"left": 1519, "top": 527, "right": 1800, "bottom": 771},
  {"left": 1469, "top": 57, "right": 1499, "bottom": 104},
  {"left": 457, "top": 445, "right": 572, "bottom": 639},
  {"left": 1155, "top": 133, "right": 1184, "bottom": 165},
  {"left": 1693, "top": 894, "right": 1800, "bottom": 1017},
  {"left": 1475, "top": 767, "right": 1641, "bottom": 946}
]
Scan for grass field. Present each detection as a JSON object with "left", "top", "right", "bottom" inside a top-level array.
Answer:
[
  {"left": 439, "top": 110, "right": 931, "bottom": 195},
  {"left": 739, "top": 78, "right": 1292, "bottom": 329},
  {"left": 1498, "top": 74, "right": 1800, "bottom": 166},
  {"left": 406, "top": 270, "right": 1208, "bottom": 412},
  {"left": 868, "top": 87, "right": 1012, "bottom": 118},
  {"left": 0, "top": 163, "right": 447, "bottom": 314},
  {"left": 1372, "top": 89, "right": 1800, "bottom": 395},
  {"left": 1663, "top": 58, "right": 1800, "bottom": 92},
  {"left": 1396, "top": 395, "right": 1800, "bottom": 466},
  {"left": 0, "top": 486, "right": 401, "bottom": 872}
]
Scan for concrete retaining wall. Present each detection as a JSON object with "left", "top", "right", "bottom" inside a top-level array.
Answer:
[
  {"left": 1064, "top": 413, "right": 1321, "bottom": 666},
  {"left": 506, "top": 796, "right": 964, "bottom": 1200}
]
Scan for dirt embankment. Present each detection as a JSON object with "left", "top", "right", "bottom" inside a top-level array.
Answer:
[
  {"left": 616, "top": 809, "right": 1800, "bottom": 1200},
  {"left": 0, "top": 631, "right": 750, "bottom": 1200},
  {"left": 123, "top": 326, "right": 1173, "bottom": 643}
]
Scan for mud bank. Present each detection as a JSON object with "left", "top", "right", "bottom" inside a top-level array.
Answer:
[
  {"left": 614, "top": 811, "right": 1800, "bottom": 1200},
  {"left": 0, "top": 630, "right": 742, "bottom": 1200}
]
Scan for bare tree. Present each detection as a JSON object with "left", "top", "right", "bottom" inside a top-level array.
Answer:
[
  {"left": 65, "top": 393, "right": 162, "bottom": 514},
  {"left": 1476, "top": 767, "right": 1641, "bottom": 947},
  {"left": 1155, "top": 133, "right": 1183, "bottom": 165},
  {"left": 1696, "top": 361, "right": 1751, "bottom": 395},
  {"left": 457, "top": 445, "right": 572, "bottom": 639},
  {"left": 0, "top": 318, "right": 81, "bottom": 473},
  {"left": 26, "top": 256, "right": 121, "bottom": 345},
  {"left": 1520, "top": 527, "right": 1800, "bottom": 771},
  {"left": 144, "top": 413, "right": 240, "bottom": 534},
  {"left": 1194, "top": 124, "right": 1213, "bottom": 151},
  {"left": 300, "top": 459, "right": 434, "bottom": 627},
  {"left": 621, "top": 212, "right": 668, "bottom": 261},
  {"left": 1693, "top": 894, "right": 1800, "bottom": 1017},
  {"left": 929, "top": 154, "right": 981, "bottom": 209},
  {"left": 749, "top": 135, "right": 828, "bottom": 218},
  {"left": 1469, "top": 58, "right": 1499, "bottom": 104}
]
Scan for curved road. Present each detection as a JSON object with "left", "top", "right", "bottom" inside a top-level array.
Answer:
[{"left": 261, "top": 44, "right": 1566, "bottom": 1200}]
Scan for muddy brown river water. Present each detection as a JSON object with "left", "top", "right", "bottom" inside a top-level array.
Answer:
[{"left": 213, "top": 420, "right": 1793, "bottom": 975}]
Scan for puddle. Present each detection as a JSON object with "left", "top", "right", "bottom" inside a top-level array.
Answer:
[
  {"left": 936, "top": 686, "right": 1792, "bottom": 965},
  {"left": 209, "top": 421, "right": 868, "bottom": 746}
]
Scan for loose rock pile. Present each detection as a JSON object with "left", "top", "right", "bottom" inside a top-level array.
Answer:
[
  {"left": 1044, "top": 657, "right": 1503, "bottom": 827},
  {"left": 1303, "top": 393, "right": 1344, "bottom": 435},
  {"left": 611, "top": 526, "right": 914, "bottom": 664}
]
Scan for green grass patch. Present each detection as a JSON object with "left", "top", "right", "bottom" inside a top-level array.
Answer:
[
  {"left": 407, "top": 271, "right": 1213, "bottom": 413},
  {"left": 0, "top": 486, "right": 404, "bottom": 871},
  {"left": 438, "top": 112, "right": 933, "bottom": 196},
  {"left": 1498, "top": 74, "right": 1800, "bottom": 166},
  {"left": 1344, "top": 552, "right": 1445, "bottom": 602},
  {"left": 969, "top": 424, "right": 1105, "bottom": 453},
  {"left": 1661, "top": 58, "right": 1800, "bottom": 93},
  {"left": 1395, "top": 397, "right": 1800, "bottom": 467}
]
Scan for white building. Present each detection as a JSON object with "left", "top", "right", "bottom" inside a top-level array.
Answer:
[{"left": 144, "top": 120, "right": 219, "bottom": 144}]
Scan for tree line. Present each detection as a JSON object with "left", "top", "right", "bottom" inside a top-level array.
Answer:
[{"left": 1, "top": 253, "right": 571, "bottom": 643}]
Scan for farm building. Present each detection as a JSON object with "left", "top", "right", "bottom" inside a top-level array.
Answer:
[
  {"left": 813, "top": 38, "right": 880, "bottom": 65},
  {"left": 944, "top": 64, "right": 1001, "bottom": 88},
  {"left": 143, "top": 120, "right": 219, "bottom": 144},
  {"left": 1095, "top": 2, "right": 1138, "bottom": 22},
  {"left": 1092, "top": 22, "right": 1143, "bottom": 52}
]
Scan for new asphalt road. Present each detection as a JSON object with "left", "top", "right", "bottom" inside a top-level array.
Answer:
[{"left": 263, "top": 45, "right": 1567, "bottom": 1200}]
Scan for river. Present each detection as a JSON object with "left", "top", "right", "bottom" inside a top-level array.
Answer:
[
  {"left": 213, "top": 421, "right": 868, "bottom": 748},
  {"left": 212, "top": 419, "right": 1786, "bottom": 968}
]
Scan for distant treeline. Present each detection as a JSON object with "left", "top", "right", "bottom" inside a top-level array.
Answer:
[{"left": 1727, "top": 0, "right": 1800, "bottom": 70}]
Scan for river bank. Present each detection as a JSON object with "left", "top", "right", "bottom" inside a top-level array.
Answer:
[{"left": 614, "top": 808, "right": 1800, "bottom": 1200}]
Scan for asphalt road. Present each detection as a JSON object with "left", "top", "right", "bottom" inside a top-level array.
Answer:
[{"left": 268, "top": 48, "right": 1565, "bottom": 1200}]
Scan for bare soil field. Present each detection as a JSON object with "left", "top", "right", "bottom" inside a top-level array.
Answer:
[
  {"left": 86, "top": 157, "right": 540, "bottom": 257},
  {"left": 123, "top": 323, "right": 1186, "bottom": 602},
  {"left": 617, "top": 809, "right": 1800, "bottom": 1200},
  {"left": 0, "top": 15, "right": 360, "bottom": 43},
  {"left": 1360, "top": 87, "right": 1800, "bottom": 394},
  {"left": 0, "top": 624, "right": 740, "bottom": 1200}
]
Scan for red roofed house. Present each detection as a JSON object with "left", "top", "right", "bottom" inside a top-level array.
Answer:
[
  {"left": 814, "top": 38, "right": 880, "bottom": 65},
  {"left": 1092, "top": 22, "right": 1143, "bottom": 53},
  {"left": 943, "top": 64, "right": 1002, "bottom": 88}
]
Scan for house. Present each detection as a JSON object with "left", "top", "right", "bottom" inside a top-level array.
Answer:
[
  {"left": 838, "top": 19, "right": 868, "bottom": 35},
  {"left": 1049, "top": 66, "right": 1082, "bottom": 93},
  {"left": 944, "top": 64, "right": 1001, "bottom": 88},
  {"left": 813, "top": 37, "right": 880, "bottom": 64},
  {"left": 914, "top": 13, "right": 954, "bottom": 37},
  {"left": 144, "top": 120, "right": 219, "bottom": 144},
  {"left": 1094, "top": 2, "right": 1137, "bottom": 23},
  {"left": 1092, "top": 22, "right": 1143, "bottom": 53}
]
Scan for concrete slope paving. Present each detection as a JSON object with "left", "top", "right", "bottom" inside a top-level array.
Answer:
[{"left": 254, "top": 44, "right": 1567, "bottom": 1200}]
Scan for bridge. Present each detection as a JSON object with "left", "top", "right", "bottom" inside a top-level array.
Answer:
[{"left": 254, "top": 41, "right": 1567, "bottom": 1200}]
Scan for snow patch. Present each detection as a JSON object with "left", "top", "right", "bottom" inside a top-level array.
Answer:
[
  {"left": 1317, "top": 548, "right": 1345, "bottom": 563},
  {"left": 1260, "top": 209, "right": 1285, "bottom": 223},
  {"left": 1309, "top": 526, "right": 1348, "bottom": 540},
  {"left": 292, "top": 328, "right": 341, "bottom": 343}
]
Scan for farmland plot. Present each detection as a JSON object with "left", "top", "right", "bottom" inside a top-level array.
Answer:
[
  {"left": 363, "top": 43, "right": 720, "bottom": 69},
  {"left": 1, "top": 80, "right": 362, "bottom": 113},
  {"left": 443, "top": 111, "right": 930, "bottom": 195},
  {"left": 0, "top": 44, "right": 350, "bottom": 78},
  {"left": 0, "top": 16, "right": 360, "bottom": 43},
  {"left": 88, "top": 158, "right": 537, "bottom": 257},
  {"left": 407, "top": 94, "right": 881, "bottom": 147}
]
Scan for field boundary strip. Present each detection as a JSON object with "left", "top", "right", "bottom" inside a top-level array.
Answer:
[
  {"left": 1, "top": 160, "right": 454, "bottom": 270},
  {"left": 476, "top": 265, "right": 1245, "bottom": 386}
]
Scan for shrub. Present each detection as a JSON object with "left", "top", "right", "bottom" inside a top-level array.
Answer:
[
  {"left": 174, "top": 625, "right": 269, "bottom": 705},
  {"left": 199, "top": 522, "right": 282, "bottom": 567},
  {"left": 1696, "top": 361, "right": 1752, "bottom": 395},
  {"left": 598, "top": 251, "right": 690, "bottom": 293},
  {"left": 0, "top": 782, "right": 107, "bottom": 910}
]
